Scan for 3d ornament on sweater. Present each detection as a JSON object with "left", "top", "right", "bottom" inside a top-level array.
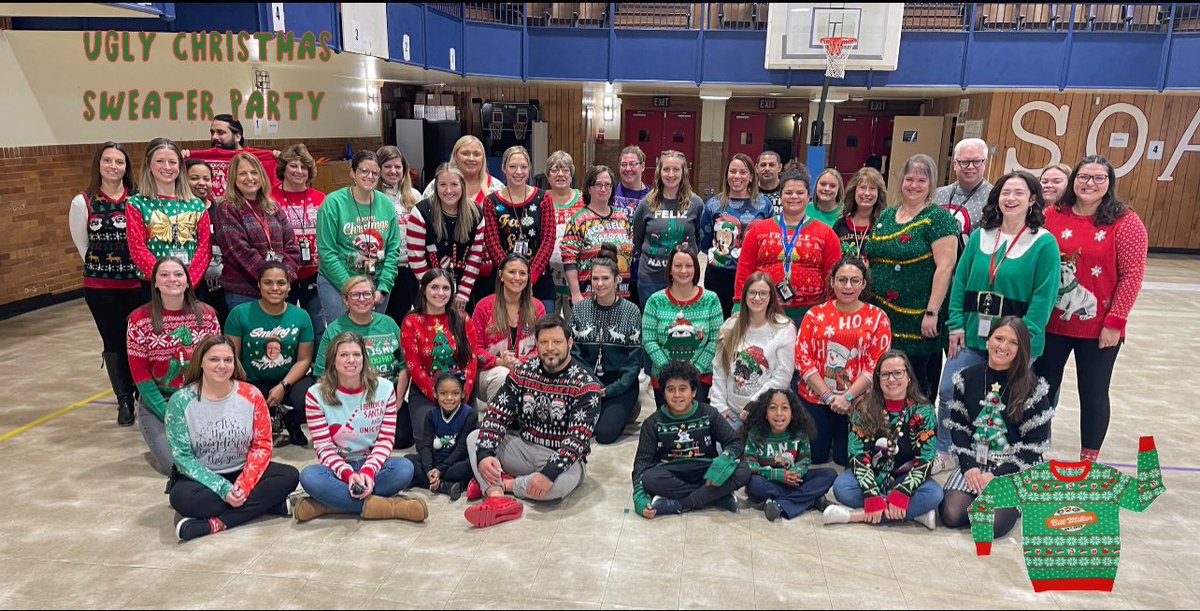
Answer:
[{"left": 430, "top": 324, "right": 457, "bottom": 375}]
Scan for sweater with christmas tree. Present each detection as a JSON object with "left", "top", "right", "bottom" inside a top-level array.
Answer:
[
  {"left": 734, "top": 217, "right": 842, "bottom": 319},
  {"left": 710, "top": 316, "right": 797, "bottom": 418},
  {"left": 69, "top": 189, "right": 142, "bottom": 289},
  {"left": 946, "top": 365, "right": 1054, "bottom": 480},
  {"left": 795, "top": 300, "right": 892, "bottom": 404},
  {"left": 630, "top": 401, "right": 744, "bottom": 515},
  {"left": 699, "top": 194, "right": 773, "bottom": 273},
  {"left": 641, "top": 287, "right": 724, "bottom": 378},
  {"left": 744, "top": 429, "right": 813, "bottom": 482},
  {"left": 400, "top": 311, "right": 478, "bottom": 400},
  {"left": 947, "top": 226, "right": 1060, "bottom": 357},
  {"left": 570, "top": 296, "right": 643, "bottom": 398},
  {"left": 831, "top": 215, "right": 874, "bottom": 260},
  {"left": 477, "top": 358, "right": 602, "bottom": 481},
  {"left": 316, "top": 187, "right": 402, "bottom": 294},
  {"left": 125, "top": 193, "right": 212, "bottom": 287},
  {"left": 848, "top": 400, "right": 938, "bottom": 513},
  {"left": 969, "top": 436, "right": 1165, "bottom": 592},
  {"left": 126, "top": 304, "right": 222, "bottom": 420},
  {"left": 561, "top": 206, "right": 634, "bottom": 298},
  {"left": 305, "top": 379, "right": 399, "bottom": 482},
  {"left": 271, "top": 185, "right": 325, "bottom": 280},
  {"left": 165, "top": 381, "right": 272, "bottom": 498},
  {"left": 471, "top": 295, "right": 545, "bottom": 370},
  {"left": 482, "top": 187, "right": 557, "bottom": 297},
  {"left": 1043, "top": 206, "right": 1148, "bottom": 339},
  {"left": 406, "top": 198, "right": 487, "bottom": 303},
  {"left": 312, "top": 313, "right": 406, "bottom": 379}
]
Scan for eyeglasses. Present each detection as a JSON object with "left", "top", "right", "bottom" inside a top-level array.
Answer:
[
  {"left": 1076, "top": 174, "right": 1109, "bottom": 184},
  {"left": 747, "top": 290, "right": 772, "bottom": 299},
  {"left": 591, "top": 183, "right": 613, "bottom": 190},
  {"left": 619, "top": 162, "right": 642, "bottom": 169},
  {"left": 834, "top": 277, "right": 864, "bottom": 286},
  {"left": 879, "top": 370, "right": 907, "bottom": 381},
  {"left": 357, "top": 170, "right": 380, "bottom": 177},
  {"left": 346, "top": 291, "right": 374, "bottom": 301},
  {"left": 955, "top": 159, "right": 986, "bottom": 168}
]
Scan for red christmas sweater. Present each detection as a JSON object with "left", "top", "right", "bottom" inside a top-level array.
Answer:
[
  {"left": 400, "top": 311, "right": 479, "bottom": 400},
  {"left": 795, "top": 300, "right": 893, "bottom": 404},
  {"left": 471, "top": 295, "right": 546, "bottom": 370},
  {"left": 735, "top": 218, "right": 842, "bottom": 317},
  {"left": 271, "top": 185, "right": 325, "bottom": 279},
  {"left": 126, "top": 304, "right": 222, "bottom": 420},
  {"left": 1043, "top": 206, "right": 1147, "bottom": 338},
  {"left": 482, "top": 188, "right": 556, "bottom": 286},
  {"left": 188, "top": 147, "right": 279, "bottom": 201}
]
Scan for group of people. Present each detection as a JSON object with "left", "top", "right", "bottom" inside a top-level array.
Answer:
[{"left": 71, "top": 115, "right": 1146, "bottom": 538}]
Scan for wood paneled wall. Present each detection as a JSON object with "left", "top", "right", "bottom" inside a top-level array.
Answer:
[{"left": 441, "top": 84, "right": 586, "bottom": 174}]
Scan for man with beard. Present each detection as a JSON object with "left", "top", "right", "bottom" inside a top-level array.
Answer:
[
  {"left": 187, "top": 115, "right": 280, "bottom": 199},
  {"left": 463, "top": 316, "right": 602, "bottom": 527}
]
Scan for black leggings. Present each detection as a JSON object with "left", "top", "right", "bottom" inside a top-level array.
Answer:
[
  {"left": 248, "top": 380, "right": 308, "bottom": 433},
  {"left": 385, "top": 267, "right": 418, "bottom": 324},
  {"left": 940, "top": 489, "right": 1019, "bottom": 537},
  {"left": 908, "top": 350, "right": 945, "bottom": 405},
  {"left": 703, "top": 267, "right": 737, "bottom": 320},
  {"left": 169, "top": 462, "right": 299, "bottom": 529},
  {"left": 800, "top": 397, "right": 849, "bottom": 466},
  {"left": 84, "top": 286, "right": 148, "bottom": 353},
  {"left": 592, "top": 381, "right": 641, "bottom": 445},
  {"left": 1034, "top": 333, "right": 1123, "bottom": 451}
]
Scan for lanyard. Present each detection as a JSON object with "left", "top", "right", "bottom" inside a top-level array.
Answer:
[
  {"left": 988, "top": 226, "right": 1028, "bottom": 288},
  {"left": 281, "top": 189, "right": 314, "bottom": 228},
  {"left": 950, "top": 181, "right": 984, "bottom": 209},
  {"left": 247, "top": 204, "right": 274, "bottom": 252},
  {"left": 778, "top": 214, "right": 807, "bottom": 277}
]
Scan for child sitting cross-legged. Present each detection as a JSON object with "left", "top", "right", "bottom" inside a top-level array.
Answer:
[
  {"left": 741, "top": 389, "right": 838, "bottom": 521},
  {"left": 404, "top": 371, "right": 479, "bottom": 501},
  {"left": 631, "top": 360, "right": 751, "bottom": 518}
]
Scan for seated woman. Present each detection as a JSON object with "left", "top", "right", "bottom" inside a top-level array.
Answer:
[
  {"left": 224, "top": 262, "right": 314, "bottom": 447},
  {"left": 823, "top": 350, "right": 942, "bottom": 529},
  {"left": 940, "top": 317, "right": 1053, "bottom": 535},
  {"left": 404, "top": 371, "right": 479, "bottom": 501},
  {"left": 570, "top": 244, "right": 643, "bottom": 444},
  {"left": 167, "top": 336, "right": 300, "bottom": 541},
  {"left": 295, "top": 331, "right": 427, "bottom": 522},
  {"left": 127, "top": 257, "right": 222, "bottom": 475},
  {"left": 741, "top": 389, "right": 837, "bottom": 521},
  {"left": 642, "top": 243, "right": 723, "bottom": 406},
  {"left": 710, "top": 271, "right": 797, "bottom": 431},
  {"left": 472, "top": 254, "right": 545, "bottom": 406},
  {"left": 631, "top": 361, "right": 751, "bottom": 518}
]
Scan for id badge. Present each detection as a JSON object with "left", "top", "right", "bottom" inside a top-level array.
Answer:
[
  {"left": 977, "top": 315, "right": 993, "bottom": 337},
  {"left": 775, "top": 280, "right": 794, "bottom": 301},
  {"left": 512, "top": 240, "right": 530, "bottom": 257},
  {"left": 265, "top": 250, "right": 283, "bottom": 263},
  {"left": 169, "top": 249, "right": 190, "bottom": 265},
  {"left": 299, "top": 238, "right": 312, "bottom": 263}
]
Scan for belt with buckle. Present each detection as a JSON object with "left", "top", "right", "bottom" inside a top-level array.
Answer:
[{"left": 963, "top": 290, "right": 1028, "bottom": 318}]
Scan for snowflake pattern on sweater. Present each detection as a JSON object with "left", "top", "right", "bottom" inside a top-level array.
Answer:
[
  {"left": 795, "top": 300, "right": 892, "bottom": 404},
  {"left": 126, "top": 304, "right": 222, "bottom": 420},
  {"left": 945, "top": 365, "right": 1054, "bottom": 486},
  {"left": 401, "top": 312, "right": 478, "bottom": 399}
]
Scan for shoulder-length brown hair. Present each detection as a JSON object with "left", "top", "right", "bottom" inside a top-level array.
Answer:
[
  {"left": 1059, "top": 154, "right": 1129, "bottom": 227},
  {"left": 852, "top": 350, "right": 929, "bottom": 438},
  {"left": 317, "top": 331, "right": 380, "bottom": 406},
  {"left": 181, "top": 335, "right": 247, "bottom": 396},
  {"left": 646, "top": 150, "right": 697, "bottom": 216},
  {"left": 223, "top": 152, "right": 278, "bottom": 214},
  {"left": 86, "top": 142, "right": 135, "bottom": 201},
  {"left": 276, "top": 143, "right": 317, "bottom": 186},
  {"left": 842, "top": 167, "right": 887, "bottom": 225},
  {"left": 980, "top": 171, "right": 1046, "bottom": 232},
  {"left": 717, "top": 271, "right": 791, "bottom": 374},
  {"left": 377, "top": 145, "right": 419, "bottom": 210},
  {"left": 718, "top": 154, "right": 760, "bottom": 211}
]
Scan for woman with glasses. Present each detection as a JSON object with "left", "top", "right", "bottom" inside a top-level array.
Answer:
[
  {"left": 562, "top": 165, "right": 633, "bottom": 302},
  {"left": 316, "top": 151, "right": 402, "bottom": 322},
  {"left": 700, "top": 154, "right": 773, "bottom": 318},
  {"left": 546, "top": 151, "right": 585, "bottom": 317},
  {"left": 614, "top": 146, "right": 652, "bottom": 305},
  {"left": 1034, "top": 155, "right": 1147, "bottom": 463},
  {"left": 796, "top": 257, "right": 892, "bottom": 465},
  {"left": 710, "top": 272, "right": 797, "bottom": 432}
]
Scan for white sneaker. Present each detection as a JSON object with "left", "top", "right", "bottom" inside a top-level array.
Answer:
[
  {"left": 915, "top": 509, "right": 937, "bottom": 530},
  {"left": 931, "top": 453, "right": 958, "bottom": 476},
  {"left": 822, "top": 504, "right": 852, "bottom": 525}
]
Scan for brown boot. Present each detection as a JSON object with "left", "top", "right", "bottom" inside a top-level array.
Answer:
[
  {"left": 361, "top": 495, "right": 429, "bottom": 522},
  {"left": 295, "top": 498, "right": 337, "bottom": 522}
]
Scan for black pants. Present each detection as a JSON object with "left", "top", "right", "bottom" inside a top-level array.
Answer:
[
  {"left": 84, "top": 286, "right": 149, "bottom": 353},
  {"left": 1034, "top": 333, "right": 1123, "bottom": 451},
  {"left": 292, "top": 275, "right": 325, "bottom": 340},
  {"left": 653, "top": 383, "right": 710, "bottom": 414},
  {"left": 940, "top": 489, "right": 1019, "bottom": 537},
  {"left": 385, "top": 267, "right": 418, "bottom": 325},
  {"left": 168, "top": 462, "right": 298, "bottom": 529},
  {"left": 800, "top": 397, "right": 849, "bottom": 466},
  {"left": 194, "top": 281, "right": 229, "bottom": 329},
  {"left": 592, "top": 380, "right": 641, "bottom": 445},
  {"left": 703, "top": 267, "right": 737, "bottom": 319},
  {"left": 396, "top": 388, "right": 438, "bottom": 451},
  {"left": 404, "top": 453, "right": 475, "bottom": 489},
  {"left": 248, "top": 380, "right": 308, "bottom": 434},
  {"left": 908, "top": 350, "right": 944, "bottom": 404},
  {"left": 640, "top": 460, "right": 751, "bottom": 511}
]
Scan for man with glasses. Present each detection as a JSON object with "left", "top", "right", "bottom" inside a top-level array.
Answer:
[{"left": 934, "top": 138, "right": 992, "bottom": 252}]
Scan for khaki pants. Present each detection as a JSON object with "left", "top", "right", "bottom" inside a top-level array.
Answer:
[{"left": 466, "top": 430, "right": 585, "bottom": 501}]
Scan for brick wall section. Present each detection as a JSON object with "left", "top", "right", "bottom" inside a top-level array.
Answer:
[{"left": 0, "top": 136, "right": 382, "bottom": 307}]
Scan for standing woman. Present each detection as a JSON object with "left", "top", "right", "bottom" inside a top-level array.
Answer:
[
  {"left": 377, "top": 146, "right": 423, "bottom": 321},
  {"left": 271, "top": 143, "right": 327, "bottom": 338},
  {"left": 807, "top": 169, "right": 845, "bottom": 228},
  {"left": 187, "top": 159, "right": 228, "bottom": 327},
  {"left": 316, "top": 150, "right": 402, "bottom": 321},
  {"left": 1039, "top": 163, "right": 1071, "bottom": 207},
  {"left": 862, "top": 154, "right": 959, "bottom": 403},
  {"left": 735, "top": 171, "right": 842, "bottom": 326},
  {"left": 641, "top": 243, "right": 723, "bottom": 404},
  {"left": 710, "top": 271, "right": 797, "bottom": 431},
  {"left": 127, "top": 257, "right": 222, "bottom": 474},
  {"left": 401, "top": 269, "right": 479, "bottom": 448},
  {"left": 631, "top": 150, "right": 704, "bottom": 309},
  {"left": 796, "top": 257, "right": 892, "bottom": 465},
  {"left": 472, "top": 254, "right": 545, "bottom": 405},
  {"left": 940, "top": 317, "right": 1053, "bottom": 535},
  {"left": 224, "top": 262, "right": 315, "bottom": 447},
  {"left": 407, "top": 163, "right": 487, "bottom": 310},
  {"left": 937, "top": 171, "right": 1059, "bottom": 473},
  {"left": 481, "top": 146, "right": 557, "bottom": 314},
  {"left": 70, "top": 142, "right": 145, "bottom": 426},
  {"left": 562, "top": 165, "right": 634, "bottom": 302},
  {"left": 166, "top": 336, "right": 299, "bottom": 541},
  {"left": 614, "top": 145, "right": 652, "bottom": 305},
  {"left": 546, "top": 151, "right": 585, "bottom": 317},
  {"left": 126, "top": 138, "right": 212, "bottom": 288},
  {"left": 571, "top": 244, "right": 643, "bottom": 444},
  {"left": 700, "top": 154, "right": 773, "bottom": 318},
  {"left": 833, "top": 167, "right": 887, "bottom": 259},
  {"left": 212, "top": 152, "right": 300, "bottom": 310},
  {"left": 1035, "top": 155, "right": 1147, "bottom": 463}
]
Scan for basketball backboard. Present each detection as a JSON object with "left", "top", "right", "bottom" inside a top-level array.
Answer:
[{"left": 765, "top": 3, "right": 904, "bottom": 72}]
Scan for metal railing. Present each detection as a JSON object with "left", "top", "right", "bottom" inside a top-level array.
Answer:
[
  {"left": 532, "top": 3, "right": 609, "bottom": 28},
  {"left": 611, "top": 3, "right": 696, "bottom": 29},
  {"left": 428, "top": 3, "right": 463, "bottom": 18},
  {"left": 903, "top": 3, "right": 969, "bottom": 31},
  {"left": 463, "top": 3, "right": 525, "bottom": 25},
  {"left": 973, "top": 3, "right": 1170, "bottom": 32},
  {"left": 707, "top": 2, "right": 769, "bottom": 30},
  {"left": 1176, "top": 3, "right": 1200, "bottom": 31}
]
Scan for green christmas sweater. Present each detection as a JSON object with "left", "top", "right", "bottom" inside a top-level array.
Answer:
[
  {"left": 641, "top": 287, "right": 723, "bottom": 378},
  {"left": 313, "top": 313, "right": 407, "bottom": 380},
  {"left": 630, "top": 401, "right": 743, "bottom": 515},
  {"left": 316, "top": 187, "right": 402, "bottom": 293},
  {"left": 848, "top": 400, "right": 938, "bottom": 513},
  {"left": 744, "top": 430, "right": 812, "bottom": 482},
  {"left": 969, "top": 436, "right": 1165, "bottom": 593}
]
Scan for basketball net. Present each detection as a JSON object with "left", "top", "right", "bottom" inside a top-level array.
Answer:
[{"left": 820, "top": 36, "right": 857, "bottom": 79}]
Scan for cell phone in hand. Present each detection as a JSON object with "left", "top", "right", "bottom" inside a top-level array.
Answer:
[{"left": 350, "top": 483, "right": 365, "bottom": 496}]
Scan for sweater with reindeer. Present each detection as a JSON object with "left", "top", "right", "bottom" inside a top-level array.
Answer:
[{"left": 126, "top": 304, "right": 222, "bottom": 420}]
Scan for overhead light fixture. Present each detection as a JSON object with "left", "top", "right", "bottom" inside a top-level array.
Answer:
[
  {"left": 603, "top": 97, "right": 614, "bottom": 122},
  {"left": 700, "top": 94, "right": 730, "bottom": 101}
]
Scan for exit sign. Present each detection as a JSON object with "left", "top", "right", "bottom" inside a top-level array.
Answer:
[
  {"left": 759, "top": 98, "right": 777, "bottom": 110},
  {"left": 869, "top": 101, "right": 887, "bottom": 111},
  {"left": 652, "top": 96, "right": 671, "bottom": 108}
]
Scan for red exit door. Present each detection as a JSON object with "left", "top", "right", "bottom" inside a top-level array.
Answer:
[
  {"left": 834, "top": 114, "right": 895, "bottom": 183},
  {"left": 624, "top": 110, "right": 698, "bottom": 185},
  {"left": 727, "top": 112, "right": 767, "bottom": 161}
]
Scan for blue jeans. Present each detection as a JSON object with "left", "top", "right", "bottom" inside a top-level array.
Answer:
[
  {"left": 299, "top": 456, "right": 415, "bottom": 513},
  {"left": 746, "top": 469, "right": 837, "bottom": 519},
  {"left": 936, "top": 346, "right": 988, "bottom": 454},
  {"left": 225, "top": 291, "right": 258, "bottom": 311},
  {"left": 293, "top": 276, "right": 326, "bottom": 340},
  {"left": 831, "top": 469, "right": 943, "bottom": 521}
]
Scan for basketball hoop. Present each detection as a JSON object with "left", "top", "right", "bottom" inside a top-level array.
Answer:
[{"left": 820, "top": 36, "right": 857, "bottom": 79}]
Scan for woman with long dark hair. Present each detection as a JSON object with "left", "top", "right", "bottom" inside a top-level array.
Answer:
[
  {"left": 699, "top": 153, "right": 772, "bottom": 318},
  {"left": 69, "top": 141, "right": 144, "bottom": 426},
  {"left": 473, "top": 254, "right": 545, "bottom": 405}
]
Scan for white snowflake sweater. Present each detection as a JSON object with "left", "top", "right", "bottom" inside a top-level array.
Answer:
[{"left": 710, "top": 316, "right": 797, "bottom": 417}]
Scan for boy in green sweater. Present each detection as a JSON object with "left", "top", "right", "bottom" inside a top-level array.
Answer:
[{"left": 631, "top": 361, "right": 750, "bottom": 518}]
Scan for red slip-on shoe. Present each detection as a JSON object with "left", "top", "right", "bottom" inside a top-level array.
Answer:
[
  {"left": 466, "top": 478, "right": 483, "bottom": 501},
  {"left": 464, "top": 496, "right": 524, "bottom": 528}
]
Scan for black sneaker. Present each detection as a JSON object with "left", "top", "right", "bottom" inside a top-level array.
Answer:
[
  {"left": 813, "top": 494, "right": 830, "bottom": 512},
  {"left": 763, "top": 499, "right": 782, "bottom": 522},
  {"left": 710, "top": 494, "right": 739, "bottom": 514},
  {"left": 175, "top": 516, "right": 213, "bottom": 541},
  {"left": 446, "top": 481, "right": 464, "bottom": 502},
  {"left": 650, "top": 496, "right": 684, "bottom": 516},
  {"left": 288, "top": 428, "right": 309, "bottom": 447}
]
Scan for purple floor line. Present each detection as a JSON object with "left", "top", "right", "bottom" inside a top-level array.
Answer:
[
  {"left": 1107, "top": 463, "right": 1200, "bottom": 474},
  {"left": 91, "top": 401, "right": 117, "bottom": 406}
]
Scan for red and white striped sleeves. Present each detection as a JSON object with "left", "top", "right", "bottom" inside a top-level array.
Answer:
[{"left": 306, "top": 388, "right": 354, "bottom": 482}]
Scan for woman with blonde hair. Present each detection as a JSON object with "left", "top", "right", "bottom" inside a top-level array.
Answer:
[
  {"left": 482, "top": 145, "right": 557, "bottom": 313},
  {"left": 422, "top": 135, "right": 503, "bottom": 206},
  {"left": 407, "top": 163, "right": 487, "bottom": 309},
  {"left": 834, "top": 167, "right": 887, "bottom": 259},
  {"left": 631, "top": 150, "right": 704, "bottom": 309},
  {"left": 126, "top": 137, "right": 212, "bottom": 288},
  {"left": 378, "top": 145, "right": 423, "bottom": 319},
  {"left": 808, "top": 168, "right": 845, "bottom": 228}
]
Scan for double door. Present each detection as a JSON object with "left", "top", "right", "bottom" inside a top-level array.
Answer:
[
  {"left": 833, "top": 114, "right": 895, "bottom": 184},
  {"left": 623, "top": 110, "right": 697, "bottom": 185}
]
